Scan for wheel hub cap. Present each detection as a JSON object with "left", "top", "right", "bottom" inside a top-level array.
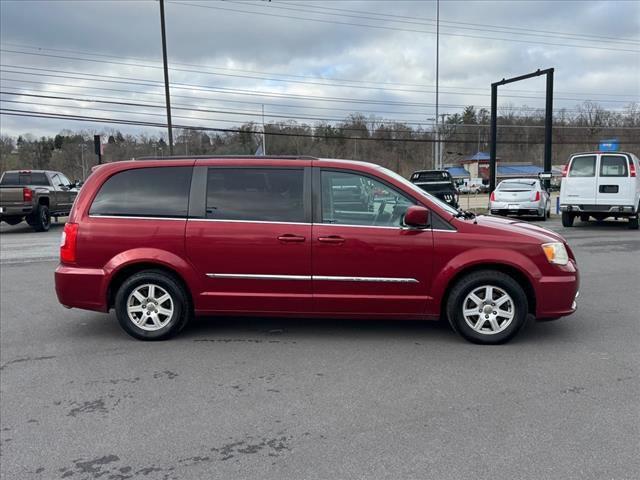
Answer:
[
  {"left": 126, "top": 284, "right": 174, "bottom": 332},
  {"left": 462, "top": 285, "right": 515, "bottom": 335}
]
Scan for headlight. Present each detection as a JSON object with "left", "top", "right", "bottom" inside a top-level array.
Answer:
[{"left": 541, "top": 242, "right": 569, "bottom": 265}]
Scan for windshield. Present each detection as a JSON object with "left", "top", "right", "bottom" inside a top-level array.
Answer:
[{"left": 377, "top": 166, "right": 459, "bottom": 215}]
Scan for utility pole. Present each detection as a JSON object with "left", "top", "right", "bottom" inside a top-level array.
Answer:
[
  {"left": 262, "top": 104, "right": 267, "bottom": 155},
  {"left": 434, "top": 0, "right": 440, "bottom": 169},
  {"left": 159, "top": 0, "right": 174, "bottom": 155}
]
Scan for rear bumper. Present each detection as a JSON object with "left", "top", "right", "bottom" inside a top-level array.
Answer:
[
  {"left": 535, "top": 263, "right": 580, "bottom": 319},
  {"left": 490, "top": 201, "right": 545, "bottom": 217},
  {"left": 55, "top": 264, "right": 109, "bottom": 312},
  {"left": 560, "top": 204, "right": 637, "bottom": 216},
  {"left": 0, "top": 204, "right": 33, "bottom": 217}
]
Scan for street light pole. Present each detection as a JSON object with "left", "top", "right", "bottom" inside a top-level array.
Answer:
[
  {"left": 159, "top": 0, "right": 174, "bottom": 155},
  {"left": 434, "top": 0, "right": 440, "bottom": 169}
]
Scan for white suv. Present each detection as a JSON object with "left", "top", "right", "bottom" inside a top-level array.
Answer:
[{"left": 560, "top": 151, "right": 639, "bottom": 229}]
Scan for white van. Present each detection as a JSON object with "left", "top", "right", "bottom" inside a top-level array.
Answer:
[{"left": 560, "top": 151, "right": 639, "bottom": 229}]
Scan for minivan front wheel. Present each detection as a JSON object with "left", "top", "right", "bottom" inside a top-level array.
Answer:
[
  {"left": 115, "top": 270, "right": 191, "bottom": 340},
  {"left": 446, "top": 270, "right": 529, "bottom": 344}
]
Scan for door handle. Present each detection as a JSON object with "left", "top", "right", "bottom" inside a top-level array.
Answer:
[
  {"left": 318, "top": 235, "right": 345, "bottom": 244},
  {"left": 277, "top": 234, "right": 306, "bottom": 243}
]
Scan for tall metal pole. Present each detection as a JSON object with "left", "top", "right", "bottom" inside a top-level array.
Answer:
[
  {"left": 543, "top": 68, "right": 554, "bottom": 188},
  {"left": 159, "top": 0, "right": 174, "bottom": 155},
  {"left": 262, "top": 104, "right": 266, "bottom": 156},
  {"left": 434, "top": 0, "right": 440, "bottom": 169},
  {"left": 489, "top": 83, "right": 498, "bottom": 193}
]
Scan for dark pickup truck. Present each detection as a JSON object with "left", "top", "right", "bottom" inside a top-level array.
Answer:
[
  {"left": 410, "top": 169, "right": 459, "bottom": 208},
  {"left": 0, "top": 170, "right": 78, "bottom": 231}
]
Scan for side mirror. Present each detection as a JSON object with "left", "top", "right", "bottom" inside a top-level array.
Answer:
[{"left": 404, "top": 205, "right": 430, "bottom": 229}]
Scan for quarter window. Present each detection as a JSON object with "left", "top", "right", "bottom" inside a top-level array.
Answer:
[
  {"left": 206, "top": 168, "right": 305, "bottom": 222},
  {"left": 568, "top": 156, "right": 596, "bottom": 177},
  {"left": 90, "top": 166, "right": 192, "bottom": 218},
  {"left": 600, "top": 155, "right": 628, "bottom": 177},
  {"left": 321, "top": 170, "right": 414, "bottom": 227}
]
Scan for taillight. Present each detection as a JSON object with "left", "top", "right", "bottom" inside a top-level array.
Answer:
[
  {"left": 630, "top": 161, "right": 637, "bottom": 177},
  {"left": 23, "top": 187, "right": 33, "bottom": 202},
  {"left": 533, "top": 191, "right": 541, "bottom": 201},
  {"left": 60, "top": 223, "right": 79, "bottom": 264},
  {"left": 562, "top": 164, "right": 569, "bottom": 177},
  {"left": 490, "top": 191, "right": 495, "bottom": 201}
]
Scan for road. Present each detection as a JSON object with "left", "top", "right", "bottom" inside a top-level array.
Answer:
[{"left": 1, "top": 217, "right": 638, "bottom": 480}]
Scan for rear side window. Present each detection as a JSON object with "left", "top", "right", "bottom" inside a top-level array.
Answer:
[
  {"left": 600, "top": 155, "right": 628, "bottom": 177},
  {"left": 90, "top": 166, "right": 192, "bottom": 218},
  {"left": 0, "top": 171, "right": 49, "bottom": 186},
  {"left": 206, "top": 168, "right": 304, "bottom": 222},
  {"left": 569, "top": 156, "right": 596, "bottom": 177}
]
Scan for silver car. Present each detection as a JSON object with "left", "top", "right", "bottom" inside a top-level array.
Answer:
[{"left": 489, "top": 179, "right": 551, "bottom": 220}]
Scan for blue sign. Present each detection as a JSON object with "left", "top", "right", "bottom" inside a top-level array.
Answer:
[{"left": 599, "top": 139, "right": 619, "bottom": 152}]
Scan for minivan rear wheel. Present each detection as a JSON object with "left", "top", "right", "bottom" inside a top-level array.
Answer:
[
  {"left": 115, "top": 270, "right": 191, "bottom": 340},
  {"left": 446, "top": 270, "right": 529, "bottom": 345},
  {"left": 561, "top": 212, "right": 575, "bottom": 227}
]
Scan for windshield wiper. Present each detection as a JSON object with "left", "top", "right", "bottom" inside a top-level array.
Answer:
[{"left": 455, "top": 209, "right": 476, "bottom": 220}]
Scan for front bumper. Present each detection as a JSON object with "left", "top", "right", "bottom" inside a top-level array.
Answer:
[
  {"left": 535, "top": 261, "right": 580, "bottom": 319},
  {"left": 55, "top": 264, "right": 109, "bottom": 312}
]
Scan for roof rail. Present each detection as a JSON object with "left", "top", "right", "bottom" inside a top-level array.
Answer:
[{"left": 134, "top": 155, "right": 318, "bottom": 161}]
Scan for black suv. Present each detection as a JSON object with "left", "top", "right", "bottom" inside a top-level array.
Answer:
[{"left": 410, "top": 170, "right": 459, "bottom": 208}]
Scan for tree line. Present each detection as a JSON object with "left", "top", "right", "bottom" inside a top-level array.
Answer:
[{"left": 1, "top": 101, "right": 638, "bottom": 180}]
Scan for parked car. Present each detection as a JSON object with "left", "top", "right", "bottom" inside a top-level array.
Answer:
[
  {"left": 0, "top": 169, "right": 78, "bottom": 231},
  {"left": 489, "top": 179, "right": 551, "bottom": 221},
  {"left": 409, "top": 170, "right": 459, "bottom": 208},
  {"left": 458, "top": 183, "right": 482, "bottom": 194},
  {"left": 55, "top": 157, "right": 579, "bottom": 345},
  {"left": 559, "top": 151, "right": 639, "bottom": 229}
]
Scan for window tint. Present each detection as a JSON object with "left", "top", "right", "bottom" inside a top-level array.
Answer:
[
  {"left": 90, "top": 166, "right": 192, "bottom": 218},
  {"left": 497, "top": 181, "right": 537, "bottom": 190},
  {"left": 569, "top": 156, "right": 596, "bottom": 177},
  {"left": 321, "top": 170, "right": 414, "bottom": 227},
  {"left": 0, "top": 171, "right": 49, "bottom": 186},
  {"left": 600, "top": 155, "right": 628, "bottom": 177},
  {"left": 206, "top": 168, "right": 304, "bottom": 222}
]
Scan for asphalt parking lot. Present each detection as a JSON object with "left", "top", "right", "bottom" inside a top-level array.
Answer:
[{"left": 1, "top": 217, "right": 638, "bottom": 480}]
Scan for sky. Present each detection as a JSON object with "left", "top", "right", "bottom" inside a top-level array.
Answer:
[{"left": 0, "top": 0, "right": 638, "bottom": 138}]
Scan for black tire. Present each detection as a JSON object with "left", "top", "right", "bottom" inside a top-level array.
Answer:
[
  {"left": 561, "top": 211, "right": 575, "bottom": 227},
  {"left": 629, "top": 216, "right": 639, "bottom": 230},
  {"left": 114, "top": 270, "right": 191, "bottom": 340},
  {"left": 29, "top": 204, "right": 50, "bottom": 232},
  {"left": 580, "top": 214, "right": 589, "bottom": 222},
  {"left": 1, "top": 216, "right": 23, "bottom": 225},
  {"left": 446, "top": 270, "right": 529, "bottom": 345}
]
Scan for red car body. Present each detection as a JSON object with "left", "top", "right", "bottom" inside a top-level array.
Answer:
[{"left": 55, "top": 157, "right": 579, "bottom": 341}]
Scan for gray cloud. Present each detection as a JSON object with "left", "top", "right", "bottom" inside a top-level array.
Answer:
[{"left": 1, "top": 0, "right": 638, "bottom": 137}]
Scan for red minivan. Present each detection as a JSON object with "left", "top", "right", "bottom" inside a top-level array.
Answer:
[{"left": 55, "top": 157, "right": 579, "bottom": 344}]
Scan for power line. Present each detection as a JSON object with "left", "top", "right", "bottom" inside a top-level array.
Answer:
[
  {"left": 3, "top": 64, "right": 634, "bottom": 112},
  {"left": 276, "top": 1, "right": 640, "bottom": 45},
  {"left": 4, "top": 108, "right": 637, "bottom": 144},
  {"left": 4, "top": 42, "right": 635, "bottom": 98},
  {"left": 167, "top": 1, "right": 640, "bottom": 53},
  {"left": 4, "top": 49, "right": 636, "bottom": 103}
]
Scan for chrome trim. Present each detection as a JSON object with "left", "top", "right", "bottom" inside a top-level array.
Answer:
[
  {"left": 190, "top": 218, "right": 311, "bottom": 226},
  {"left": 314, "top": 275, "right": 418, "bottom": 283},
  {"left": 207, "top": 273, "right": 418, "bottom": 283},
  {"left": 206, "top": 273, "right": 311, "bottom": 281},
  {"left": 89, "top": 214, "right": 186, "bottom": 221}
]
